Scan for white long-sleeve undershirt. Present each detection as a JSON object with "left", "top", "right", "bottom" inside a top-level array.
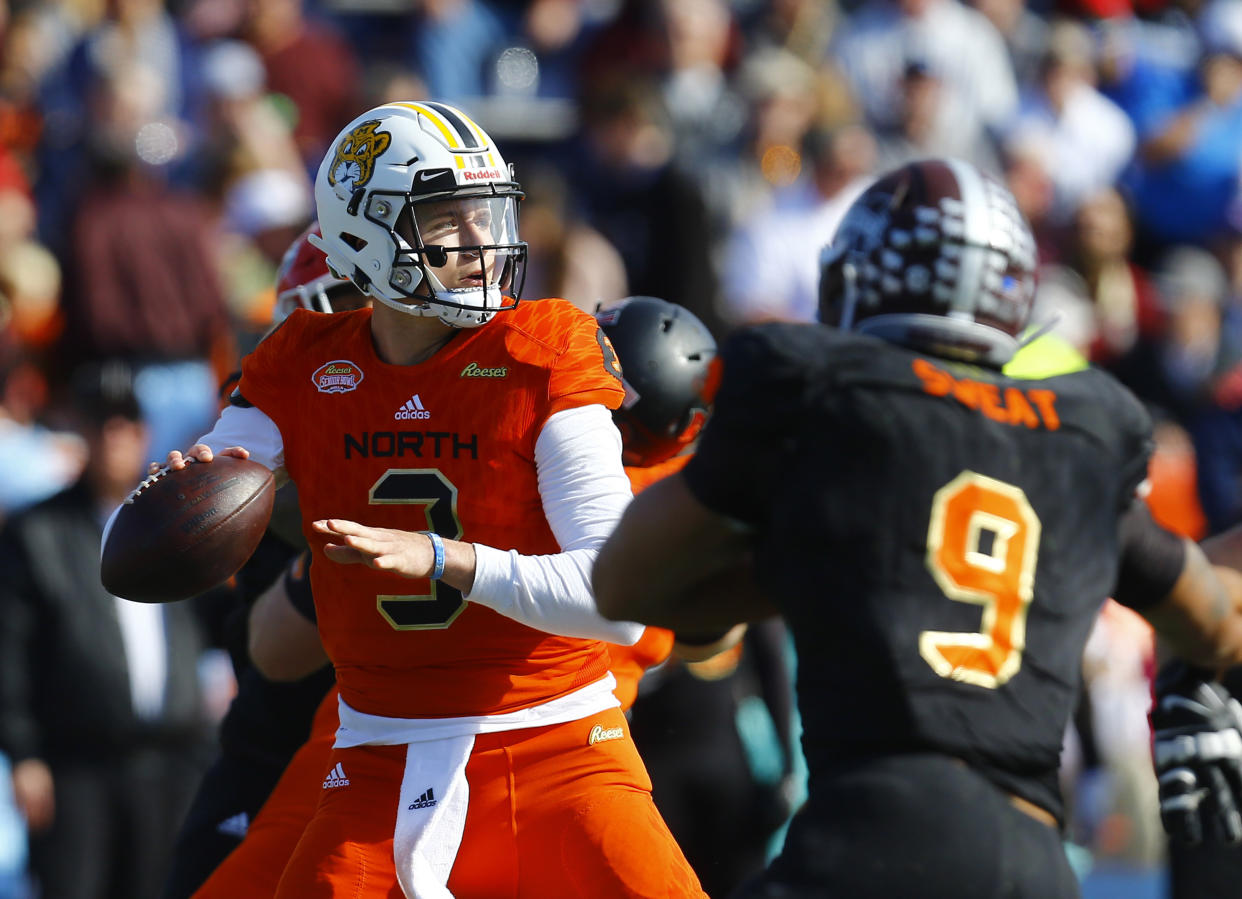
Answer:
[{"left": 198, "top": 402, "right": 642, "bottom": 644}]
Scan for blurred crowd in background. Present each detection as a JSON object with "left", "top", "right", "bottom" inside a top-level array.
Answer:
[{"left": 1, "top": 0, "right": 1241, "bottom": 893}]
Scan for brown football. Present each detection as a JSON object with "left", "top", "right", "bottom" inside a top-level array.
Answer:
[{"left": 101, "top": 456, "right": 275, "bottom": 603}]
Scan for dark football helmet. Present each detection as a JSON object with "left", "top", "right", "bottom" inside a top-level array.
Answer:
[
  {"left": 819, "top": 158, "right": 1037, "bottom": 367},
  {"left": 595, "top": 297, "right": 717, "bottom": 467}
]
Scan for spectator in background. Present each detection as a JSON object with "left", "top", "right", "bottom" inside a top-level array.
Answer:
[
  {"left": 0, "top": 361, "right": 212, "bottom": 899},
  {"left": 969, "top": 0, "right": 1049, "bottom": 86},
  {"left": 736, "top": 0, "right": 839, "bottom": 67},
  {"left": 830, "top": 0, "right": 1019, "bottom": 160},
  {"left": 240, "top": 0, "right": 360, "bottom": 169},
  {"left": 517, "top": 164, "right": 629, "bottom": 313},
  {"left": 409, "top": 0, "right": 506, "bottom": 102},
  {"left": 57, "top": 59, "right": 234, "bottom": 460},
  {"left": 726, "top": 48, "right": 842, "bottom": 228},
  {"left": 872, "top": 58, "right": 1003, "bottom": 174},
  {"left": 33, "top": 0, "right": 200, "bottom": 250},
  {"left": 1148, "top": 245, "right": 1233, "bottom": 421},
  {"left": 720, "top": 123, "right": 874, "bottom": 326},
  {"left": 179, "top": 39, "right": 304, "bottom": 203},
  {"left": 0, "top": 144, "right": 63, "bottom": 353},
  {"left": 656, "top": 0, "right": 746, "bottom": 170},
  {"left": 1005, "top": 19, "right": 1136, "bottom": 225},
  {"left": 1001, "top": 138, "right": 1060, "bottom": 262},
  {"left": 0, "top": 341, "right": 83, "bottom": 522},
  {"left": 1068, "top": 187, "right": 1166, "bottom": 375},
  {"left": 217, "top": 167, "right": 313, "bottom": 347},
  {"left": 572, "top": 76, "right": 724, "bottom": 336},
  {"left": 1122, "top": 0, "right": 1242, "bottom": 248}
]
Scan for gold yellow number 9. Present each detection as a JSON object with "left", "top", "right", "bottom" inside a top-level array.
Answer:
[{"left": 921, "top": 471, "right": 1042, "bottom": 689}]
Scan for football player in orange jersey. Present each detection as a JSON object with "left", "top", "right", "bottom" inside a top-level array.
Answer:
[
  {"left": 149, "top": 102, "right": 705, "bottom": 898},
  {"left": 193, "top": 295, "right": 731, "bottom": 899}
]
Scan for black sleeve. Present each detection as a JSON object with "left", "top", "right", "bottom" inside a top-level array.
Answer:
[
  {"left": 682, "top": 325, "right": 809, "bottom": 524},
  {"left": 1112, "top": 499, "right": 1187, "bottom": 612},
  {"left": 283, "top": 551, "right": 316, "bottom": 624}
]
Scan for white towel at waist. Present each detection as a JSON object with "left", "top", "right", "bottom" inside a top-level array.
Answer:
[{"left": 335, "top": 673, "right": 620, "bottom": 748}]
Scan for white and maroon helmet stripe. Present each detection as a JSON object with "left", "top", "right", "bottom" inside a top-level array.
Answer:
[{"left": 943, "top": 157, "right": 990, "bottom": 322}]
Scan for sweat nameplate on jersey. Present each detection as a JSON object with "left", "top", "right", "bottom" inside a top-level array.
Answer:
[{"left": 912, "top": 358, "right": 1060, "bottom": 430}]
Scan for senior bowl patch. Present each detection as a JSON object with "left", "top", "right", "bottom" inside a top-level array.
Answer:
[{"left": 312, "top": 360, "right": 365, "bottom": 394}]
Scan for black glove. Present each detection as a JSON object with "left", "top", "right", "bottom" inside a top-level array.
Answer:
[{"left": 1152, "top": 661, "right": 1242, "bottom": 846}]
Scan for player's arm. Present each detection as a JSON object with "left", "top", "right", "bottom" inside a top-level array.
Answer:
[
  {"left": 316, "top": 404, "right": 646, "bottom": 645},
  {"left": 593, "top": 473, "right": 776, "bottom": 632},
  {"left": 1118, "top": 502, "right": 1242, "bottom": 668},
  {"left": 248, "top": 551, "right": 329, "bottom": 682}
]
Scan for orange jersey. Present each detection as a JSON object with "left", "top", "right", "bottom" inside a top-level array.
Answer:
[
  {"left": 239, "top": 299, "right": 625, "bottom": 718},
  {"left": 607, "top": 456, "right": 692, "bottom": 709}
]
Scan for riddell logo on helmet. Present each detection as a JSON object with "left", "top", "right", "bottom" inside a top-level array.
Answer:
[{"left": 461, "top": 169, "right": 502, "bottom": 182}]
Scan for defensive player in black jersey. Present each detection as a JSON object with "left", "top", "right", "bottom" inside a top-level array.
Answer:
[{"left": 593, "top": 158, "right": 1242, "bottom": 898}]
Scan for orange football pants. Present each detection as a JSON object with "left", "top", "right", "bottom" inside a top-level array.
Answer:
[
  {"left": 272, "top": 706, "right": 706, "bottom": 899},
  {"left": 192, "top": 686, "right": 341, "bottom": 899}
]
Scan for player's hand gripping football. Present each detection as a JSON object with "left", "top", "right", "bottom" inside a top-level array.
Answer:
[
  {"left": 1152, "top": 660, "right": 1242, "bottom": 845},
  {"left": 313, "top": 519, "right": 445, "bottom": 579},
  {"left": 148, "top": 443, "right": 250, "bottom": 474}
]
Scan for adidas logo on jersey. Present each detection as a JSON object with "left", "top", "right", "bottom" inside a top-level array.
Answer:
[
  {"left": 408, "top": 787, "right": 437, "bottom": 810},
  {"left": 394, "top": 394, "right": 431, "bottom": 420},
  {"left": 216, "top": 811, "right": 249, "bottom": 838},
  {"left": 322, "top": 763, "right": 350, "bottom": 789}
]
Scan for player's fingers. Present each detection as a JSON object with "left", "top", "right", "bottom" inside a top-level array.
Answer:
[
  {"left": 186, "top": 444, "right": 213, "bottom": 463},
  {"left": 147, "top": 461, "right": 162, "bottom": 475},
  {"left": 219, "top": 445, "right": 250, "bottom": 459},
  {"left": 321, "top": 543, "right": 366, "bottom": 564},
  {"left": 342, "top": 533, "right": 385, "bottom": 556},
  {"left": 312, "top": 518, "right": 368, "bottom": 537}
]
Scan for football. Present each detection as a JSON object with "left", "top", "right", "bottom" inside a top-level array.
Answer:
[{"left": 101, "top": 456, "right": 276, "bottom": 603}]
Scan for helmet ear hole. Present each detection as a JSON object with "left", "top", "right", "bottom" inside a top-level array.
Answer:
[{"left": 340, "top": 232, "right": 368, "bottom": 252}]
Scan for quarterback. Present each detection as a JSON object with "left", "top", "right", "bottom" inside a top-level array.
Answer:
[{"left": 156, "top": 102, "right": 704, "bottom": 898}]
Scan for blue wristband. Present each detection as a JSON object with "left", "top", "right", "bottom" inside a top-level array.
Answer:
[{"left": 426, "top": 532, "right": 446, "bottom": 580}]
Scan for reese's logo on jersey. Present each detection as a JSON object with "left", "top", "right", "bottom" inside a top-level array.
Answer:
[
  {"left": 327, "top": 120, "right": 391, "bottom": 193},
  {"left": 312, "top": 360, "right": 365, "bottom": 394},
  {"left": 912, "top": 359, "right": 1060, "bottom": 429},
  {"left": 588, "top": 725, "right": 625, "bottom": 745},
  {"left": 460, "top": 362, "right": 508, "bottom": 378}
]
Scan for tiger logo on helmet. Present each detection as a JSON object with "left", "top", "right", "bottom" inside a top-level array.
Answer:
[{"left": 310, "top": 102, "right": 527, "bottom": 329}]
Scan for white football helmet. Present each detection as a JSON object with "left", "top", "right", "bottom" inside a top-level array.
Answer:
[{"left": 310, "top": 101, "right": 527, "bottom": 328}]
